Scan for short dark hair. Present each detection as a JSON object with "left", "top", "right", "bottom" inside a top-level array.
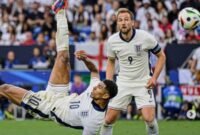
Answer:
[
  {"left": 103, "top": 79, "right": 118, "bottom": 99},
  {"left": 116, "top": 8, "right": 134, "bottom": 20}
]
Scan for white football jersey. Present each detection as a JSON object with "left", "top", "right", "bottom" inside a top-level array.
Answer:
[
  {"left": 107, "top": 29, "right": 161, "bottom": 85},
  {"left": 53, "top": 77, "right": 105, "bottom": 135}
]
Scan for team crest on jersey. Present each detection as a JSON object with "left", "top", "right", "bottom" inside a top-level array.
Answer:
[
  {"left": 115, "top": 50, "right": 120, "bottom": 55},
  {"left": 135, "top": 45, "right": 142, "bottom": 56},
  {"left": 81, "top": 111, "right": 89, "bottom": 118}
]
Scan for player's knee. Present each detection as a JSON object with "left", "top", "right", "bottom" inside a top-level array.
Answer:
[
  {"left": 0, "top": 84, "right": 9, "bottom": 92},
  {"left": 0, "top": 84, "right": 12, "bottom": 94},
  {"left": 143, "top": 114, "right": 155, "bottom": 123},
  {"left": 57, "top": 52, "right": 69, "bottom": 64}
]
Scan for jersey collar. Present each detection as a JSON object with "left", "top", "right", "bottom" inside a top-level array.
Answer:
[
  {"left": 119, "top": 29, "right": 136, "bottom": 43},
  {"left": 92, "top": 100, "right": 107, "bottom": 112}
]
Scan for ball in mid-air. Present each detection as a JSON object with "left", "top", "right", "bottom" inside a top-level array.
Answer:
[{"left": 178, "top": 7, "right": 200, "bottom": 30}]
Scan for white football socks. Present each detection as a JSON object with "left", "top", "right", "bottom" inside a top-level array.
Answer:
[
  {"left": 145, "top": 119, "right": 159, "bottom": 135},
  {"left": 55, "top": 9, "right": 69, "bottom": 51}
]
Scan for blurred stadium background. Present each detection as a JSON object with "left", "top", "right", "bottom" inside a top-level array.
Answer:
[{"left": 0, "top": 0, "right": 200, "bottom": 135}]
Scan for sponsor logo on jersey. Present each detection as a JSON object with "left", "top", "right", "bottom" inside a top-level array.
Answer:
[
  {"left": 135, "top": 45, "right": 142, "bottom": 56},
  {"left": 81, "top": 111, "right": 88, "bottom": 118},
  {"left": 115, "top": 50, "right": 120, "bottom": 55}
]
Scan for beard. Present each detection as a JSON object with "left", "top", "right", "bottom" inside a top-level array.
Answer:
[
  {"left": 90, "top": 93, "right": 104, "bottom": 100},
  {"left": 120, "top": 27, "right": 132, "bottom": 35},
  {"left": 91, "top": 95, "right": 100, "bottom": 100},
  {"left": 90, "top": 92, "right": 97, "bottom": 100}
]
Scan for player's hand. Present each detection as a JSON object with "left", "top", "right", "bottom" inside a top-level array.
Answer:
[
  {"left": 74, "top": 50, "right": 87, "bottom": 61},
  {"left": 145, "top": 77, "right": 156, "bottom": 89}
]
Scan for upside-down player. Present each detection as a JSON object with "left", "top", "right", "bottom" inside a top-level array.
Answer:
[{"left": 0, "top": 1, "right": 118, "bottom": 135}]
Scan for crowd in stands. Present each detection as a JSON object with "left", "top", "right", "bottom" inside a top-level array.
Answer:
[{"left": 0, "top": 0, "right": 200, "bottom": 47}]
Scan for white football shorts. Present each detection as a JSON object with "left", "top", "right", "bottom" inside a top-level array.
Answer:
[
  {"left": 21, "top": 83, "right": 73, "bottom": 119},
  {"left": 108, "top": 83, "right": 155, "bottom": 111}
]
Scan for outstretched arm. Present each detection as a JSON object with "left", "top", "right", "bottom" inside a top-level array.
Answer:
[
  {"left": 146, "top": 50, "right": 166, "bottom": 89},
  {"left": 106, "top": 57, "right": 115, "bottom": 80},
  {"left": 75, "top": 50, "right": 99, "bottom": 78}
]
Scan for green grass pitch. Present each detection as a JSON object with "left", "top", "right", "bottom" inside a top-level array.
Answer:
[{"left": 0, "top": 120, "right": 199, "bottom": 135}]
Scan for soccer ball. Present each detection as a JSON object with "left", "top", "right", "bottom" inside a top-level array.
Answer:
[{"left": 178, "top": 7, "right": 200, "bottom": 30}]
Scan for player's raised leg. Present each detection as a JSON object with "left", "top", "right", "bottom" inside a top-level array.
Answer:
[
  {"left": 0, "top": 0, "right": 70, "bottom": 114},
  {"left": 49, "top": 0, "right": 70, "bottom": 86}
]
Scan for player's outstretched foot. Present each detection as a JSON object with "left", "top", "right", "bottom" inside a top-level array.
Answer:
[{"left": 52, "top": 0, "right": 68, "bottom": 14}]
